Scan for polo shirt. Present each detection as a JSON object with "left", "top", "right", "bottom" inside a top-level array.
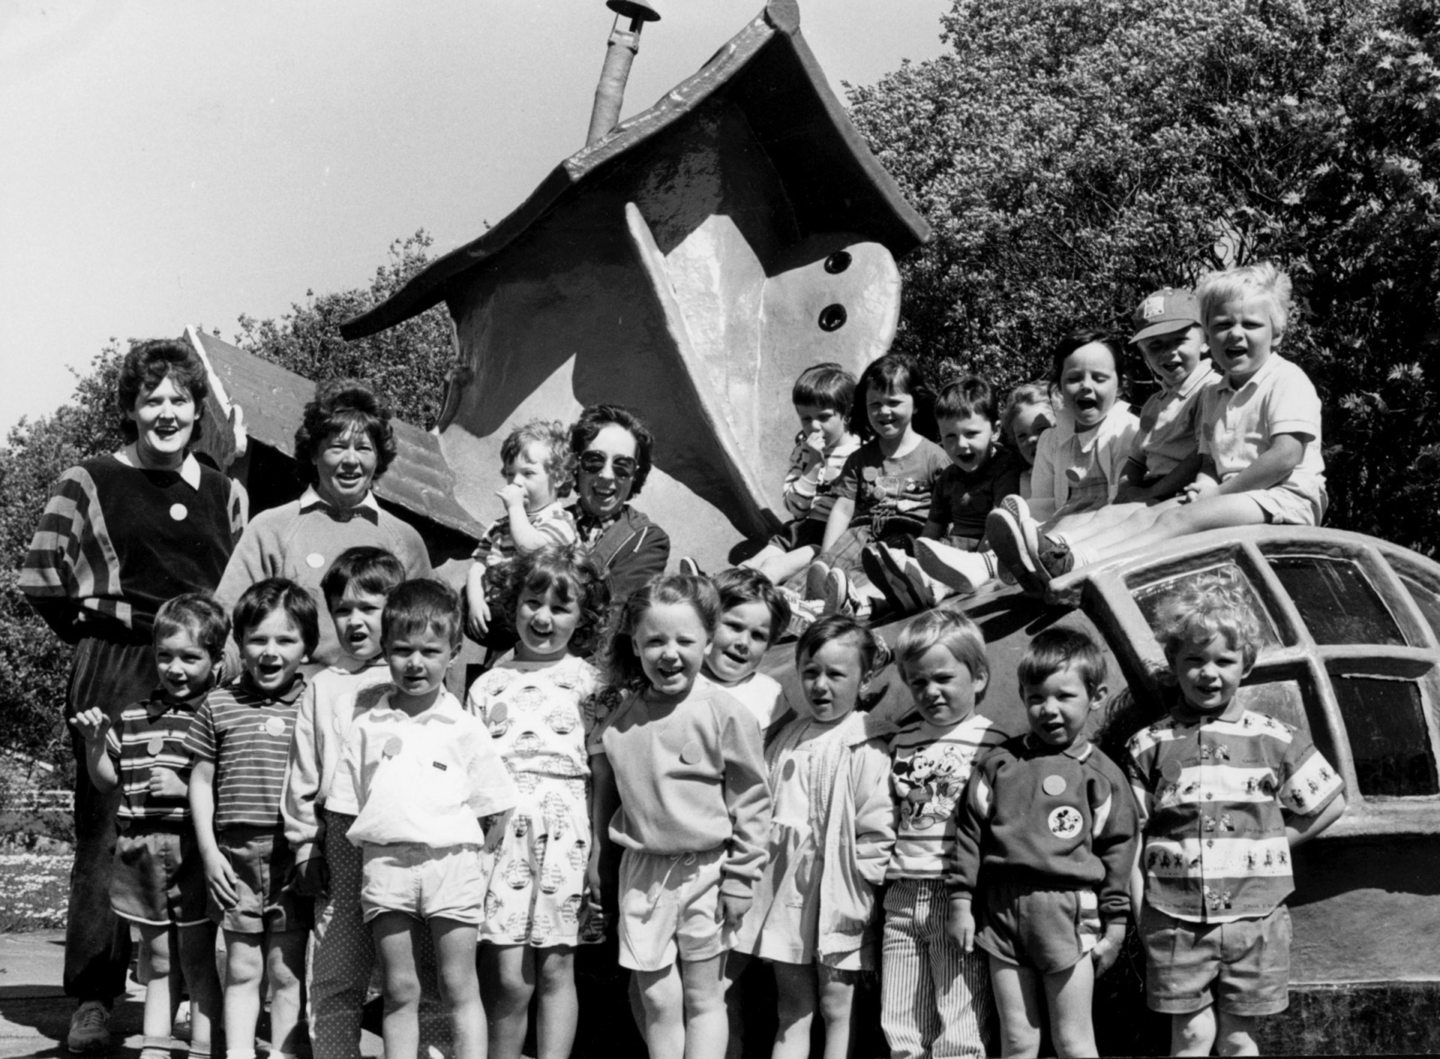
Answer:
[
  {"left": 1130, "top": 360, "right": 1220, "bottom": 478},
  {"left": 106, "top": 691, "right": 203, "bottom": 824}
]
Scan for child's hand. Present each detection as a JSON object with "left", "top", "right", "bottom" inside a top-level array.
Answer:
[
  {"left": 291, "top": 856, "right": 329, "bottom": 898},
  {"left": 1181, "top": 474, "right": 1219, "bottom": 504},
  {"left": 148, "top": 767, "right": 187, "bottom": 799},
  {"left": 467, "top": 594, "right": 492, "bottom": 640},
  {"left": 68, "top": 708, "right": 110, "bottom": 743},
  {"left": 802, "top": 430, "right": 827, "bottom": 461},
  {"left": 203, "top": 849, "right": 239, "bottom": 910},
  {"left": 946, "top": 896, "right": 975, "bottom": 951},
  {"left": 1091, "top": 921, "right": 1127, "bottom": 976},
  {"left": 718, "top": 892, "right": 751, "bottom": 931},
  {"left": 497, "top": 482, "right": 528, "bottom": 510},
  {"left": 585, "top": 856, "right": 603, "bottom": 910}
]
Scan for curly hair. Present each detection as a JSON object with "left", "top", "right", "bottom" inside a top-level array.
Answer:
[
  {"left": 493, "top": 544, "right": 611, "bottom": 658},
  {"left": 1154, "top": 573, "right": 1264, "bottom": 670},
  {"left": 293, "top": 379, "right": 397, "bottom": 487},
  {"left": 570, "top": 403, "right": 656, "bottom": 498},
  {"left": 115, "top": 338, "right": 209, "bottom": 445},
  {"left": 500, "top": 419, "right": 575, "bottom": 500},
  {"left": 603, "top": 573, "right": 720, "bottom": 692}
]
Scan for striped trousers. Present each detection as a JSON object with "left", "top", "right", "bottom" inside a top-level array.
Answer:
[{"left": 881, "top": 878, "right": 993, "bottom": 1059}]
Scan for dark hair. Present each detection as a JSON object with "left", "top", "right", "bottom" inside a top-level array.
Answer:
[
  {"left": 494, "top": 543, "right": 611, "bottom": 657},
  {"left": 797, "top": 613, "right": 886, "bottom": 682},
  {"left": 320, "top": 546, "right": 407, "bottom": 607},
  {"left": 500, "top": 419, "right": 575, "bottom": 500},
  {"left": 604, "top": 573, "right": 720, "bottom": 692},
  {"left": 1050, "top": 330, "right": 1124, "bottom": 389},
  {"left": 851, "top": 353, "right": 937, "bottom": 442},
  {"left": 935, "top": 374, "right": 999, "bottom": 424},
  {"left": 153, "top": 592, "right": 229, "bottom": 663},
  {"left": 115, "top": 338, "right": 209, "bottom": 445},
  {"left": 792, "top": 362, "right": 858, "bottom": 415},
  {"left": 382, "top": 578, "right": 463, "bottom": 651},
  {"left": 1017, "top": 626, "right": 1108, "bottom": 695},
  {"left": 570, "top": 403, "right": 656, "bottom": 498},
  {"left": 895, "top": 609, "right": 989, "bottom": 702},
  {"left": 711, "top": 567, "right": 790, "bottom": 649},
  {"left": 293, "top": 379, "right": 397, "bottom": 487},
  {"left": 232, "top": 578, "right": 321, "bottom": 658}
]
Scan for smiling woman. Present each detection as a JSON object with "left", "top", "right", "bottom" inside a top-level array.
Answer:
[{"left": 216, "top": 379, "right": 432, "bottom": 666}]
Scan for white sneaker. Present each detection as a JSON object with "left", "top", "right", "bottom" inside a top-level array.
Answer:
[
  {"left": 914, "top": 538, "right": 994, "bottom": 595},
  {"left": 67, "top": 1001, "right": 111, "bottom": 1054}
]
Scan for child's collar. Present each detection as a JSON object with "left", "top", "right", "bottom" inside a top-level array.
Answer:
[
  {"left": 1171, "top": 696, "right": 1245, "bottom": 726},
  {"left": 238, "top": 671, "right": 306, "bottom": 705},
  {"left": 1022, "top": 733, "right": 1093, "bottom": 760}
]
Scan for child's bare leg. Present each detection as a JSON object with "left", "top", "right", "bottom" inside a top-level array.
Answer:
[
  {"left": 721, "top": 950, "right": 749, "bottom": 1059},
  {"left": 481, "top": 945, "right": 532, "bottom": 1059},
  {"left": 989, "top": 957, "right": 1042, "bottom": 1058},
  {"left": 679, "top": 954, "right": 727, "bottom": 1059},
  {"left": 1073, "top": 495, "right": 1265, "bottom": 563},
  {"left": 635, "top": 965, "right": 685, "bottom": 1058},
  {"left": 1046, "top": 501, "right": 1153, "bottom": 548},
  {"left": 1043, "top": 957, "right": 1097, "bottom": 1057},
  {"left": 534, "top": 947, "right": 578, "bottom": 1059},
  {"left": 816, "top": 964, "right": 856, "bottom": 1059},
  {"left": 374, "top": 913, "right": 423, "bottom": 1059},
  {"left": 265, "top": 929, "right": 307, "bottom": 1056},
  {"left": 1171, "top": 1007, "right": 1218, "bottom": 1056},
  {"left": 1215, "top": 1011, "right": 1259, "bottom": 1056},
  {"left": 177, "top": 922, "right": 220, "bottom": 1055},
  {"left": 771, "top": 961, "right": 817, "bottom": 1059},
  {"left": 222, "top": 931, "right": 265, "bottom": 1055},
  {"left": 136, "top": 925, "right": 175, "bottom": 1051},
  {"left": 753, "top": 545, "right": 817, "bottom": 585},
  {"left": 433, "top": 918, "right": 485, "bottom": 1059}
]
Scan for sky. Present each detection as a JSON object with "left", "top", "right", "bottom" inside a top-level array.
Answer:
[{"left": 0, "top": 1, "right": 950, "bottom": 435}]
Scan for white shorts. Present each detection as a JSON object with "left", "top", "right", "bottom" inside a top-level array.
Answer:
[
  {"left": 617, "top": 847, "right": 727, "bottom": 972},
  {"left": 361, "top": 843, "right": 487, "bottom": 925},
  {"left": 1247, "top": 483, "right": 1325, "bottom": 526}
]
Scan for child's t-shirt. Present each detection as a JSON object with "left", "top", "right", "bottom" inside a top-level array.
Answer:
[
  {"left": 834, "top": 438, "right": 950, "bottom": 531},
  {"left": 929, "top": 446, "right": 1023, "bottom": 541},
  {"left": 1124, "top": 705, "right": 1344, "bottom": 923},
  {"left": 700, "top": 670, "right": 786, "bottom": 731},
  {"left": 473, "top": 499, "right": 578, "bottom": 568},
  {"left": 185, "top": 674, "right": 307, "bottom": 832},
  {"left": 466, "top": 653, "right": 606, "bottom": 780},
  {"left": 784, "top": 432, "right": 862, "bottom": 526},
  {"left": 106, "top": 693, "right": 203, "bottom": 825},
  {"left": 1130, "top": 360, "right": 1220, "bottom": 479},
  {"left": 886, "top": 713, "right": 1005, "bottom": 880}
]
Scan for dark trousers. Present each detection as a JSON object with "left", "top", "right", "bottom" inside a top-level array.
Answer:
[{"left": 63, "top": 637, "right": 154, "bottom": 1003}]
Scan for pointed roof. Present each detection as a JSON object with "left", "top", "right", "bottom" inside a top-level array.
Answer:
[{"left": 341, "top": 0, "right": 928, "bottom": 339}]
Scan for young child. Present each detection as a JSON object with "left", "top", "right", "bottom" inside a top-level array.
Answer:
[
  {"left": 466, "top": 418, "right": 578, "bottom": 641},
  {"left": 862, "top": 375, "right": 1021, "bottom": 614},
  {"left": 731, "top": 614, "right": 896, "bottom": 1059},
  {"left": 328, "top": 579, "right": 519, "bottom": 1059},
  {"left": 187, "top": 578, "right": 319, "bottom": 1059},
  {"left": 591, "top": 573, "right": 771, "bottom": 1059},
  {"left": 999, "top": 264, "right": 1326, "bottom": 591},
  {"left": 701, "top": 567, "right": 790, "bottom": 731},
  {"left": 948, "top": 627, "right": 1139, "bottom": 1058},
  {"left": 71, "top": 593, "right": 226, "bottom": 1059},
  {"left": 1126, "top": 576, "right": 1345, "bottom": 1056},
  {"left": 1000, "top": 382, "right": 1055, "bottom": 499},
  {"left": 920, "top": 333, "right": 1138, "bottom": 596},
  {"left": 804, "top": 352, "right": 948, "bottom": 618},
  {"left": 281, "top": 545, "right": 406, "bottom": 1058},
  {"left": 746, "top": 363, "right": 861, "bottom": 585},
  {"left": 466, "top": 544, "right": 611, "bottom": 1059},
  {"left": 883, "top": 610, "right": 1007, "bottom": 1059}
]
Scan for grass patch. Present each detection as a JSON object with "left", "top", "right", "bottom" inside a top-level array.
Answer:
[{"left": 0, "top": 853, "right": 69, "bottom": 931}]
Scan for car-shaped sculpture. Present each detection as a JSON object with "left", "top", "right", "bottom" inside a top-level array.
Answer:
[{"left": 759, "top": 523, "right": 1440, "bottom": 1055}]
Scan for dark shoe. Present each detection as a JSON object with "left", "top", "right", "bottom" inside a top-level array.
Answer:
[
  {"left": 861, "top": 544, "right": 924, "bottom": 615},
  {"left": 67, "top": 1002, "right": 111, "bottom": 1055},
  {"left": 821, "top": 566, "right": 852, "bottom": 617},
  {"left": 1037, "top": 535, "right": 1076, "bottom": 579}
]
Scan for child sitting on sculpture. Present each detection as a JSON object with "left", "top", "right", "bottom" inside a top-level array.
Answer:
[{"left": 1000, "top": 381, "right": 1055, "bottom": 501}]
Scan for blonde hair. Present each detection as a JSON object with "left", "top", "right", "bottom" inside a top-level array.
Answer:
[
  {"left": 895, "top": 609, "right": 989, "bottom": 702},
  {"left": 1154, "top": 574, "right": 1263, "bottom": 670},
  {"left": 1197, "top": 262, "right": 1293, "bottom": 337}
]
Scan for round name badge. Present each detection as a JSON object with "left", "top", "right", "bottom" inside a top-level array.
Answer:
[
  {"left": 147, "top": 735, "right": 165, "bottom": 755},
  {"left": 168, "top": 503, "right": 188, "bottom": 522},
  {"left": 383, "top": 735, "right": 404, "bottom": 758},
  {"left": 264, "top": 716, "right": 287, "bottom": 737},
  {"left": 1042, "top": 774, "right": 1067, "bottom": 797},
  {"left": 679, "top": 741, "right": 703, "bottom": 765},
  {"left": 306, "top": 552, "right": 326, "bottom": 569}
]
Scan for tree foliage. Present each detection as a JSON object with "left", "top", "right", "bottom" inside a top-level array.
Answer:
[{"left": 849, "top": 0, "right": 1440, "bottom": 552}]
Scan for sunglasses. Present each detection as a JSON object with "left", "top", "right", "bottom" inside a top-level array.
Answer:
[{"left": 578, "top": 451, "right": 637, "bottom": 481}]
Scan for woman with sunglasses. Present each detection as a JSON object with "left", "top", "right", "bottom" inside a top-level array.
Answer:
[{"left": 568, "top": 403, "right": 671, "bottom": 605}]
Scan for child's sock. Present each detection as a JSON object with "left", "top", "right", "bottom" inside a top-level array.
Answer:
[{"left": 224, "top": 1049, "right": 256, "bottom": 1059}]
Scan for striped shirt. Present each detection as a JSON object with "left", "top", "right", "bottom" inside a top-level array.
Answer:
[
  {"left": 1125, "top": 706, "right": 1344, "bottom": 923},
  {"left": 19, "top": 454, "right": 244, "bottom": 643},
  {"left": 887, "top": 714, "right": 1006, "bottom": 880},
  {"left": 105, "top": 692, "right": 203, "bottom": 824},
  {"left": 473, "top": 500, "right": 577, "bottom": 567},
  {"left": 185, "top": 674, "right": 307, "bottom": 832}
]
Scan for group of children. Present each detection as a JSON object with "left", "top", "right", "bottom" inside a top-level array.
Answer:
[{"left": 68, "top": 257, "right": 1345, "bottom": 1059}]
